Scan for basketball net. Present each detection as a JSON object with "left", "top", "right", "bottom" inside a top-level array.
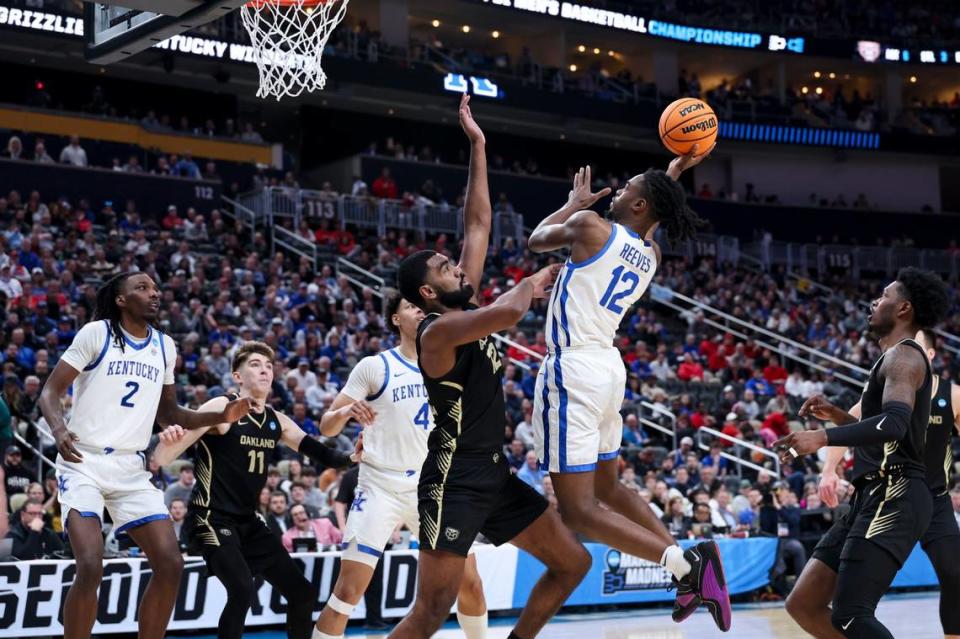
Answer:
[{"left": 240, "top": 0, "right": 349, "bottom": 100}]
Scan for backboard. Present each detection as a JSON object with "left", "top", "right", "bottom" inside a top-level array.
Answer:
[{"left": 84, "top": 0, "right": 248, "bottom": 64}]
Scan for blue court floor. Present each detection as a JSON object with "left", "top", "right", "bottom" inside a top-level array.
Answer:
[{"left": 187, "top": 591, "right": 945, "bottom": 638}]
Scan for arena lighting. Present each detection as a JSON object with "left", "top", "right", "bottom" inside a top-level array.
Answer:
[
  {"left": 569, "top": 64, "right": 577, "bottom": 72},
  {"left": 462, "top": 25, "right": 470, "bottom": 33},
  {"left": 492, "top": 30, "right": 500, "bottom": 38},
  {"left": 577, "top": 44, "right": 586, "bottom": 52},
  {"left": 801, "top": 86, "right": 808, "bottom": 94},
  {"left": 593, "top": 47, "right": 600, "bottom": 54},
  {"left": 717, "top": 121, "right": 880, "bottom": 149},
  {"left": 828, "top": 72, "right": 836, "bottom": 79},
  {"left": 608, "top": 50, "right": 615, "bottom": 56},
  {"left": 910, "top": 75, "right": 917, "bottom": 83},
  {"left": 431, "top": 19, "right": 440, "bottom": 27},
  {"left": 814, "top": 71, "right": 821, "bottom": 78}
]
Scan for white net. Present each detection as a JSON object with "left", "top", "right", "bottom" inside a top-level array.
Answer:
[{"left": 240, "top": 0, "right": 349, "bottom": 100}]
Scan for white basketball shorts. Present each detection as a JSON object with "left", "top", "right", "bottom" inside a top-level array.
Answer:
[
  {"left": 341, "top": 463, "right": 420, "bottom": 568},
  {"left": 533, "top": 346, "right": 626, "bottom": 473},
  {"left": 57, "top": 446, "right": 169, "bottom": 536}
]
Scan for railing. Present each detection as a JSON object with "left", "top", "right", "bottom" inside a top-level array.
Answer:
[
  {"left": 13, "top": 432, "right": 55, "bottom": 483},
  {"left": 655, "top": 287, "right": 870, "bottom": 382},
  {"left": 336, "top": 257, "right": 385, "bottom": 295},
  {"left": 220, "top": 194, "right": 258, "bottom": 233},
  {"left": 695, "top": 425, "right": 781, "bottom": 479},
  {"left": 638, "top": 401, "right": 678, "bottom": 452},
  {"left": 272, "top": 226, "right": 319, "bottom": 271}
]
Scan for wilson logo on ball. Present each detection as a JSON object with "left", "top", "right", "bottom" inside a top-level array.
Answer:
[{"left": 681, "top": 118, "right": 717, "bottom": 134}]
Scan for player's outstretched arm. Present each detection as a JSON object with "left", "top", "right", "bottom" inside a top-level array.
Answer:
[
  {"left": 458, "top": 94, "right": 491, "bottom": 299},
  {"left": 528, "top": 165, "right": 611, "bottom": 253},
  {"left": 419, "top": 264, "right": 560, "bottom": 378},
  {"left": 319, "top": 391, "right": 375, "bottom": 437},
  {"left": 153, "top": 397, "right": 230, "bottom": 465},
  {"left": 156, "top": 385, "right": 252, "bottom": 430},
  {"left": 38, "top": 360, "right": 84, "bottom": 463},
  {"left": 278, "top": 412, "right": 352, "bottom": 469},
  {"left": 774, "top": 345, "right": 926, "bottom": 461}
]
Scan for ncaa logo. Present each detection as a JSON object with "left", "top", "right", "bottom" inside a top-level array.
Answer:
[
  {"left": 444, "top": 527, "right": 460, "bottom": 541},
  {"left": 939, "top": 398, "right": 947, "bottom": 408},
  {"left": 269, "top": 421, "right": 277, "bottom": 430},
  {"left": 605, "top": 549, "right": 622, "bottom": 572}
]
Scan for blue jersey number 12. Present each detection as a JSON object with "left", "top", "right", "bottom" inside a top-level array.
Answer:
[
  {"left": 598, "top": 265, "right": 640, "bottom": 313},
  {"left": 414, "top": 403, "right": 430, "bottom": 430},
  {"left": 120, "top": 381, "right": 140, "bottom": 408}
]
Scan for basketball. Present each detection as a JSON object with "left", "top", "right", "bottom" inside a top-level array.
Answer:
[{"left": 659, "top": 98, "right": 718, "bottom": 156}]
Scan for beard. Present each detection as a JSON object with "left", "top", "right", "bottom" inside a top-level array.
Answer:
[{"left": 438, "top": 283, "right": 475, "bottom": 310}]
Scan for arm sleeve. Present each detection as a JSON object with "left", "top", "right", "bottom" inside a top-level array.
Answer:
[
  {"left": 298, "top": 435, "right": 352, "bottom": 469},
  {"left": 59, "top": 321, "right": 107, "bottom": 372},
  {"left": 824, "top": 401, "right": 912, "bottom": 447},
  {"left": 162, "top": 335, "right": 177, "bottom": 385},
  {"left": 339, "top": 356, "right": 384, "bottom": 401}
]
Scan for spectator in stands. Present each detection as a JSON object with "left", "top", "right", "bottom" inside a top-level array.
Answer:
[
  {"left": 505, "top": 438, "right": 526, "bottom": 472},
  {"left": 6, "top": 497, "right": 63, "bottom": 559},
  {"left": 300, "top": 467, "right": 326, "bottom": 513},
  {"left": 371, "top": 167, "right": 398, "bottom": 199},
  {"left": 774, "top": 483, "right": 807, "bottom": 577},
  {"left": 649, "top": 351, "right": 675, "bottom": 382},
  {"left": 58, "top": 135, "right": 88, "bottom": 167},
  {"left": 174, "top": 152, "right": 201, "bottom": 179},
  {"left": 288, "top": 481, "right": 320, "bottom": 518},
  {"left": 288, "top": 358, "right": 317, "bottom": 390},
  {"left": 4, "top": 136, "right": 23, "bottom": 160},
  {"left": 281, "top": 503, "right": 342, "bottom": 552},
  {"left": 622, "top": 414, "right": 649, "bottom": 447},
  {"left": 32, "top": 142, "right": 52, "bottom": 163},
  {"left": 662, "top": 496, "right": 691, "bottom": 539},
  {"left": 169, "top": 498, "right": 187, "bottom": 541},
  {"left": 745, "top": 369, "right": 775, "bottom": 398},
  {"left": 690, "top": 502, "right": 717, "bottom": 538},
  {"left": 240, "top": 122, "right": 264, "bottom": 143},
  {"left": 701, "top": 442, "right": 730, "bottom": 476},
  {"left": 734, "top": 389, "right": 761, "bottom": 421},
  {"left": 677, "top": 352, "right": 705, "bottom": 382},
  {"left": 203, "top": 342, "right": 231, "bottom": 388},
  {"left": 266, "top": 490, "right": 290, "bottom": 537},
  {"left": 517, "top": 451, "right": 546, "bottom": 495},
  {"left": 3, "top": 445, "right": 31, "bottom": 496},
  {"left": 163, "top": 463, "right": 195, "bottom": 507}
]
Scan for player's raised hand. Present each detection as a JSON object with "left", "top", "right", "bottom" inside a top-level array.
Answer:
[
  {"left": 773, "top": 429, "right": 828, "bottom": 464},
  {"left": 666, "top": 142, "right": 716, "bottom": 179},
  {"left": 459, "top": 94, "right": 486, "bottom": 146},
  {"left": 566, "top": 165, "right": 611, "bottom": 211},
  {"left": 799, "top": 394, "right": 845, "bottom": 423},
  {"left": 221, "top": 397, "right": 253, "bottom": 424},
  {"left": 527, "top": 263, "right": 563, "bottom": 299},
  {"left": 158, "top": 424, "right": 187, "bottom": 445},
  {"left": 350, "top": 431, "right": 364, "bottom": 463},
  {"left": 55, "top": 428, "right": 83, "bottom": 463},
  {"left": 341, "top": 399, "right": 376, "bottom": 427}
]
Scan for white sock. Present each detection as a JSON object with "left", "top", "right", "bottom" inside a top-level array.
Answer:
[
  {"left": 456, "top": 610, "right": 488, "bottom": 639},
  {"left": 660, "top": 545, "right": 691, "bottom": 580},
  {"left": 312, "top": 629, "right": 343, "bottom": 639}
]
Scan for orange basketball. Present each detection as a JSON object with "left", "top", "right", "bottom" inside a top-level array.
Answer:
[{"left": 658, "top": 98, "right": 718, "bottom": 156}]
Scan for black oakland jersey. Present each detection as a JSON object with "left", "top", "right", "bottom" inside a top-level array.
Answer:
[
  {"left": 191, "top": 395, "right": 282, "bottom": 516},
  {"left": 925, "top": 378, "right": 955, "bottom": 496},
  {"left": 853, "top": 338, "right": 932, "bottom": 483},
  {"left": 417, "top": 310, "right": 505, "bottom": 456}
]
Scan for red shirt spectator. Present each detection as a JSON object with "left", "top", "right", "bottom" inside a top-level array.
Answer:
[
  {"left": 162, "top": 206, "right": 183, "bottom": 230},
  {"left": 677, "top": 354, "right": 704, "bottom": 382},
  {"left": 763, "top": 361, "right": 789, "bottom": 385},
  {"left": 372, "top": 168, "right": 398, "bottom": 199}
]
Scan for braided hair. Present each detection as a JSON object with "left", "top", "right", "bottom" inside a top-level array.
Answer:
[
  {"left": 641, "top": 169, "right": 704, "bottom": 245},
  {"left": 93, "top": 272, "right": 138, "bottom": 352}
]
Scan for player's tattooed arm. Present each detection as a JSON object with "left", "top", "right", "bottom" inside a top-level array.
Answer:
[
  {"left": 458, "top": 94, "right": 491, "bottom": 301},
  {"left": 528, "top": 165, "right": 611, "bottom": 253},
  {"left": 419, "top": 264, "right": 560, "bottom": 378},
  {"left": 156, "top": 385, "right": 252, "bottom": 430},
  {"left": 39, "top": 359, "right": 84, "bottom": 463}
]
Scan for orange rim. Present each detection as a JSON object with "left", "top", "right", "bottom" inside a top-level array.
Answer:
[{"left": 246, "top": 0, "right": 327, "bottom": 7}]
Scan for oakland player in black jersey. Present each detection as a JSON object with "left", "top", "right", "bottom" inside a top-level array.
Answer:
[
  {"left": 154, "top": 342, "right": 352, "bottom": 639},
  {"left": 392, "top": 95, "right": 590, "bottom": 639},
  {"left": 774, "top": 267, "right": 950, "bottom": 638},
  {"left": 786, "top": 325, "right": 960, "bottom": 639}
]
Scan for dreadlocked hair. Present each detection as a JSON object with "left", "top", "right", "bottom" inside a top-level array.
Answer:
[
  {"left": 641, "top": 168, "right": 704, "bottom": 245},
  {"left": 93, "top": 272, "right": 137, "bottom": 352}
]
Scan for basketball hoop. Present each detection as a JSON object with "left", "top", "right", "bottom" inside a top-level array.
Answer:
[{"left": 240, "top": 0, "right": 349, "bottom": 100}]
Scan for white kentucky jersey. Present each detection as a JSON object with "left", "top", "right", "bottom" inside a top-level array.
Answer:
[
  {"left": 59, "top": 320, "right": 176, "bottom": 454},
  {"left": 546, "top": 222, "right": 657, "bottom": 350},
  {"left": 340, "top": 348, "right": 431, "bottom": 474}
]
